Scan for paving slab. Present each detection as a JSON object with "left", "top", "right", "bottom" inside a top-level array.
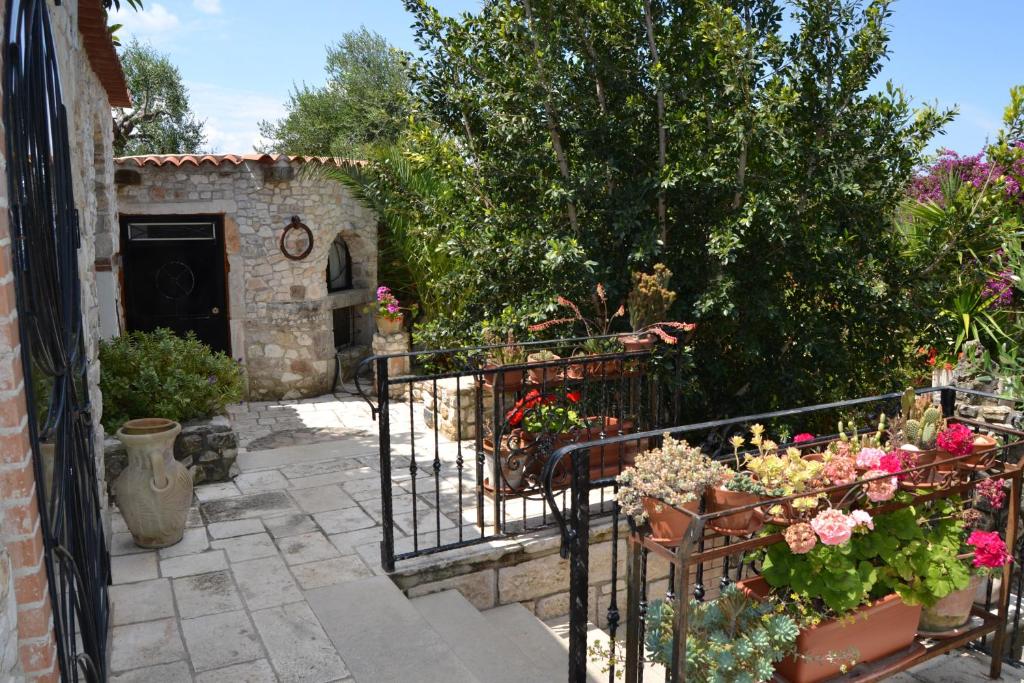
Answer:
[
  {"left": 233, "top": 555, "right": 304, "bottom": 610},
  {"left": 110, "top": 661, "right": 192, "bottom": 683},
  {"left": 211, "top": 532, "right": 279, "bottom": 562},
  {"left": 312, "top": 507, "right": 376, "bottom": 535},
  {"left": 202, "top": 491, "right": 299, "bottom": 522},
  {"left": 208, "top": 518, "right": 265, "bottom": 539},
  {"left": 251, "top": 601, "right": 348, "bottom": 683},
  {"left": 110, "top": 578, "right": 175, "bottom": 625},
  {"left": 289, "top": 556, "right": 372, "bottom": 590},
  {"left": 262, "top": 513, "right": 319, "bottom": 539},
  {"left": 181, "top": 609, "right": 264, "bottom": 672},
  {"left": 160, "top": 549, "right": 228, "bottom": 578},
  {"left": 292, "top": 484, "right": 358, "bottom": 513},
  {"left": 306, "top": 576, "right": 477, "bottom": 683},
  {"left": 194, "top": 481, "right": 243, "bottom": 502},
  {"left": 172, "top": 570, "right": 244, "bottom": 619},
  {"left": 158, "top": 526, "right": 211, "bottom": 559},
  {"left": 277, "top": 532, "right": 340, "bottom": 566},
  {"left": 110, "top": 618, "right": 186, "bottom": 672},
  {"left": 195, "top": 659, "right": 278, "bottom": 683},
  {"left": 235, "top": 470, "right": 291, "bottom": 494},
  {"left": 111, "top": 552, "right": 158, "bottom": 585}
]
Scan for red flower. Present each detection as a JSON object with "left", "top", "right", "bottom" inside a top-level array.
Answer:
[
  {"left": 926, "top": 347, "right": 938, "bottom": 367},
  {"left": 566, "top": 391, "right": 581, "bottom": 403},
  {"left": 936, "top": 423, "right": 974, "bottom": 457},
  {"left": 504, "top": 390, "right": 570, "bottom": 426},
  {"left": 967, "top": 530, "right": 1011, "bottom": 569},
  {"left": 793, "top": 433, "right": 815, "bottom": 444},
  {"left": 877, "top": 451, "right": 904, "bottom": 475}
]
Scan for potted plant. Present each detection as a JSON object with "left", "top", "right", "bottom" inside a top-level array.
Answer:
[
  {"left": 579, "top": 415, "right": 642, "bottom": 478},
  {"left": 482, "top": 428, "right": 531, "bottom": 492},
  {"left": 370, "top": 285, "right": 407, "bottom": 335},
  {"left": 705, "top": 432, "right": 771, "bottom": 536},
  {"left": 619, "top": 264, "right": 697, "bottom": 351},
  {"left": 743, "top": 430, "right": 826, "bottom": 524},
  {"left": 890, "top": 388, "right": 946, "bottom": 488},
  {"left": 480, "top": 329, "right": 527, "bottom": 390},
  {"left": 918, "top": 492, "right": 1012, "bottom": 633},
  {"left": 525, "top": 349, "right": 562, "bottom": 384},
  {"left": 615, "top": 435, "right": 725, "bottom": 545},
  {"left": 750, "top": 506, "right": 931, "bottom": 683},
  {"left": 936, "top": 422, "right": 1001, "bottom": 472},
  {"left": 529, "top": 284, "right": 626, "bottom": 376},
  {"left": 591, "top": 584, "right": 799, "bottom": 682}
]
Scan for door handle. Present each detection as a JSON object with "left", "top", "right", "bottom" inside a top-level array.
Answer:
[{"left": 211, "top": 307, "right": 220, "bottom": 315}]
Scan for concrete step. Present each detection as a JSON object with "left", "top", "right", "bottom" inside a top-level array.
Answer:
[
  {"left": 481, "top": 602, "right": 589, "bottom": 682},
  {"left": 411, "top": 590, "right": 550, "bottom": 683},
  {"left": 545, "top": 615, "right": 666, "bottom": 681},
  {"left": 306, "top": 576, "right": 480, "bottom": 683}
]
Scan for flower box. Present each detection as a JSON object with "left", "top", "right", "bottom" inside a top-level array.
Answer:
[
  {"left": 739, "top": 576, "right": 921, "bottom": 683},
  {"left": 643, "top": 496, "right": 700, "bottom": 545}
]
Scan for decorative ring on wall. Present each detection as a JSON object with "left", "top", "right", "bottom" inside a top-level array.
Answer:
[{"left": 280, "top": 215, "right": 314, "bottom": 261}]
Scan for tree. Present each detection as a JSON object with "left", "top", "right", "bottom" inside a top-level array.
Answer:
[
  {"left": 113, "top": 40, "right": 206, "bottom": 156},
  {"left": 258, "top": 28, "right": 412, "bottom": 158},
  {"left": 355, "top": 0, "right": 954, "bottom": 416}
]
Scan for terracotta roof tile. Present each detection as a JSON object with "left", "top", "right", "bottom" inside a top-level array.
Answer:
[
  {"left": 113, "top": 153, "right": 362, "bottom": 168},
  {"left": 79, "top": 0, "right": 131, "bottom": 107}
]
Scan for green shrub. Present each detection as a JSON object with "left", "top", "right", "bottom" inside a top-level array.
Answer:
[{"left": 99, "top": 328, "right": 244, "bottom": 432}]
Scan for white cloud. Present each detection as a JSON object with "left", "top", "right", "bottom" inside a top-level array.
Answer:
[
  {"left": 186, "top": 82, "right": 287, "bottom": 154},
  {"left": 110, "top": 3, "right": 180, "bottom": 40},
  {"left": 192, "top": 0, "right": 223, "bottom": 15}
]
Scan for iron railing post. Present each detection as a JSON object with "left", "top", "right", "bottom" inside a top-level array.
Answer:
[
  {"left": 624, "top": 535, "right": 642, "bottom": 683},
  {"left": 377, "top": 356, "right": 396, "bottom": 572},
  {"left": 568, "top": 448, "right": 590, "bottom": 682},
  {"left": 940, "top": 385, "right": 957, "bottom": 418}
]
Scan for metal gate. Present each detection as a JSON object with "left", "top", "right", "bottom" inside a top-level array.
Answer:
[{"left": 4, "top": 0, "right": 111, "bottom": 679}]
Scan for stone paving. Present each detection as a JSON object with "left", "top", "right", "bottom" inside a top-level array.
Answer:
[{"left": 108, "top": 389, "right": 1024, "bottom": 682}]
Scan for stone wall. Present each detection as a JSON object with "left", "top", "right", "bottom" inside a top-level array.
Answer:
[
  {"left": 393, "top": 523, "right": 727, "bottom": 627},
  {"left": 114, "top": 157, "right": 378, "bottom": 400},
  {"left": 942, "top": 341, "right": 1023, "bottom": 430},
  {"left": 104, "top": 416, "right": 239, "bottom": 495}
]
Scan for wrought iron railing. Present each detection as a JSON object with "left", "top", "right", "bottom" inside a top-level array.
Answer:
[
  {"left": 541, "top": 386, "right": 1024, "bottom": 682},
  {"left": 355, "top": 335, "right": 691, "bottom": 571}
]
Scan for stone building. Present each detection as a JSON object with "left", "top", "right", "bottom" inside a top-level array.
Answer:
[
  {"left": 112, "top": 155, "right": 378, "bottom": 400},
  {"left": 0, "top": 0, "right": 127, "bottom": 678}
]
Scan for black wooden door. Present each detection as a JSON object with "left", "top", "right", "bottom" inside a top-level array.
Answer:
[{"left": 121, "top": 216, "right": 231, "bottom": 354}]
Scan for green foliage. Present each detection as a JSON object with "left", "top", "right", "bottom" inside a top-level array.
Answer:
[
  {"left": 113, "top": 40, "right": 206, "bottom": 156},
  {"left": 99, "top": 329, "right": 244, "bottom": 433},
  {"left": 521, "top": 404, "right": 582, "bottom": 434},
  {"left": 259, "top": 28, "right": 412, "bottom": 159},
  {"left": 762, "top": 503, "right": 970, "bottom": 617},
  {"left": 643, "top": 586, "right": 799, "bottom": 683},
  {"left": 349, "top": 0, "right": 953, "bottom": 414}
]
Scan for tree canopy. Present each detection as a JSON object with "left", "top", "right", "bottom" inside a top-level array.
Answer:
[
  {"left": 341, "top": 0, "right": 955, "bottom": 415},
  {"left": 258, "top": 27, "right": 412, "bottom": 158},
  {"left": 113, "top": 40, "right": 206, "bottom": 156}
]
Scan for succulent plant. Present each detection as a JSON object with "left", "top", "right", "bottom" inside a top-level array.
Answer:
[{"left": 893, "top": 388, "right": 943, "bottom": 449}]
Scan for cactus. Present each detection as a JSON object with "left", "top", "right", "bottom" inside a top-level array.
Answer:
[
  {"left": 874, "top": 413, "right": 887, "bottom": 446},
  {"left": 901, "top": 387, "right": 916, "bottom": 421},
  {"left": 905, "top": 419, "right": 921, "bottom": 445},
  {"left": 838, "top": 421, "right": 848, "bottom": 442}
]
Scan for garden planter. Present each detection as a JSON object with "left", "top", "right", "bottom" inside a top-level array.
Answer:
[
  {"left": 706, "top": 486, "right": 764, "bottom": 536},
  {"left": 740, "top": 576, "right": 922, "bottom": 683},
  {"left": 580, "top": 417, "right": 639, "bottom": 478},
  {"left": 643, "top": 496, "right": 700, "bottom": 545},
  {"left": 583, "top": 356, "right": 623, "bottom": 379},
  {"left": 376, "top": 314, "right": 403, "bottom": 335},
  {"left": 956, "top": 434, "right": 999, "bottom": 471},
  {"left": 620, "top": 333, "right": 655, "bottom": 352},
  {"left": 898, "top": 447, "right": 950, "bottom": 491},
  {"left": 919, "top": 573, "right": 984, "bottom": 634},
  {"left": 482, "top": 364, "right": 524, "bottom": 392},
  {"left": 483, "top": 433, "right": 530, "bottom": 491},
  {"left": 114, "top": 418, "right": 193, "bottom": 548},
  {"left": 526, "top": 354, "right": 562, "bottom": 385}
]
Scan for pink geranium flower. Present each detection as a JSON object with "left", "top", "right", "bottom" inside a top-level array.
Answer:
[
  {"left": 810, "top": 509, "right": 854, "bottom": 546},
  {"left": 784, "top": 523, "right": 817, "bottom": 554},
  {"left": 793, "top": 433, "right": 815, "bottom": 444},
  {"left": 863, "top": 469, "right": 898, "bottom": 502},
  {"left": 850, "top": 509, "right": 874, "bottom": 531},
  {"left": 967, "top": 530, "right": 1011, "bottom": 569},
  {"left": 855, "top": 447, "right": 885, "bottom": 470}
]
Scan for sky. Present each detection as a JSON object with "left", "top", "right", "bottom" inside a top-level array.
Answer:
[{"left": 110, "top": 0, "right": 1022, "bottom": 156}]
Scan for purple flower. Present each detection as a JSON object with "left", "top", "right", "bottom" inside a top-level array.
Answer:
[
  {"left": 386, "top": 302, "right": 399, "bottom": 313},
  {"left": 982, "top": 270, "right": 1015, "bottom": 309},
  {"left": 376, "top": 285, "right": 391, "bottom": 300}
]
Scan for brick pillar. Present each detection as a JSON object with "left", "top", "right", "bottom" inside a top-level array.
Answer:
[{"left": 0, "top": 55, "right": 60, "bottom": 683}]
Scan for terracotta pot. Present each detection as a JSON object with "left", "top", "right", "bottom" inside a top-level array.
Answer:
[
  {"left": 376, "top": 314, "right": 403, "bottom": 335},
  {"left": 740, "top": 576, "right": 922, "bottom": 683},
  {"left": 898, "top": 447, "right": 950, "bottom": 491},
  {"left": 580, "top": 417, "right": 639, "bottom": 478},
  {"left": 482, "top": 433, "right": 530, "bottom": 491},
  {"left": 643, "top": 496, "right": 700, "bottom": 545},
  {"left": 114, "top": 418, "right": 193, "bottom": 549},
  {"left": 620, "top": 333, "right": 655, "bottom": 352},
  {"left": 706, "top": 486, "right": 764, "bottom": 536},
  {"left": 584, "top": 357, "right": 623, "bottom": 379},
  {"left": 482, "top": 364, "right": 524, "bottom": 391},
  {"left": 526, "top": 354, "right": 562, "bottom": 385},
  {"left": 957, "top": 433, "right": 1000, "bottom": 471},
  {"left": 919, "top": 573, "right": 984, "bottom": 633}
]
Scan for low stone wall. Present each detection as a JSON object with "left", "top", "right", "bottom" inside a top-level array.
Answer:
[
  {"left": 392, "top": 522, "right": 727, "bottom": 626},
  {"left": 371, "top": 331, "right": 410, "bottom": 400},
  {"left": 105, "top": 416, "right": 239, "bottom": 494},
  {"left": 943, "top": 342, "right": 1023, "bottom": 430}
]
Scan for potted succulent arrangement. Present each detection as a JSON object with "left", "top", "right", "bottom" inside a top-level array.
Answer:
[
  {"left": 889, "top": 389, "right": 946, "bottom": 487},
  {"left": 525, "top": 349, "right": 562, "bottom": 384},
  {"left": 704, "top": 429, "right": 774, "bottom": 536},
  {"left": 529, "top": 285, "right": 626, "bottom": 378},
  {"left": 592, "top": 584, "right": 800, "bottom": 682},
  {"left": 616, "top": 435, "right": 725, "bottom": 544},
  {"left": 742, "top": 432, "right": 826, "bottom": 524},
  {"left": 480, "top": 329, "right": 528, "bottom": 391}
]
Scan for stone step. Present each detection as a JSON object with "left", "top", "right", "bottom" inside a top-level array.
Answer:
[
  {"left": 481, "top": 602, "right": 584, "bottom": 683},
  {"left": 306, "top": 576, "right": 481, "bottom": 683},
  {"left": 410, "top": 590, "right": 550, "bottom": 683},
  {"left": 545, "top": 615, "right": 666, "bottom": 681}
]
